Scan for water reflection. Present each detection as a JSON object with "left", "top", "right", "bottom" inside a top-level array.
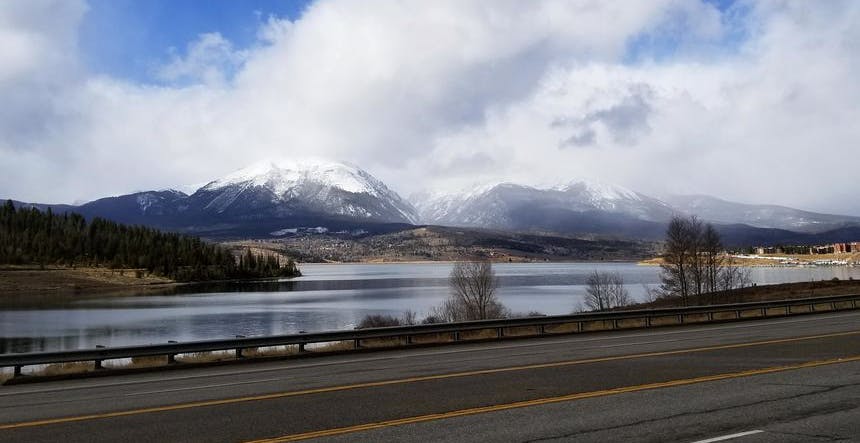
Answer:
[{"left": 2, "top": 262, "right": 859, "bottom": 354}]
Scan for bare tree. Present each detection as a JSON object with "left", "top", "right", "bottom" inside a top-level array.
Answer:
[
  {"left": 660, "top": 215, "right": 701, "bottom": 305},
  {"left": 701, "top": 223, "right": 724, "bottom": 298},
  {"left": 660, "top": 215, "right": 753, "bottom": 306},
  {"left": 584, "top": 270, "right": 631, "bottom": 311},
  {"left": 432, "top": 261, "right": 508, "bottom": 322},
  {"left": 719, "top": 256, "right": 753, "bottom": 300}
]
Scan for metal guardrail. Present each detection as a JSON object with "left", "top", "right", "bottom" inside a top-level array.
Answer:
[{"left": 2, "top": 294, "right": 859, "bottom": 378}]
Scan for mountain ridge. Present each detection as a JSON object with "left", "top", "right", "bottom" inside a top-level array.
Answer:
[{"left": 7, "top": 159, "right": 860, "bottom": 244}]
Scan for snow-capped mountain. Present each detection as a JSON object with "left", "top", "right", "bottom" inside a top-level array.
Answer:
[
  {"left": 11, "top": 159, "right": 860, "bottom": 243},
  {"left": 414, "top": 180, "right": 674, "bottom": 238},
  {"left": 191, "top": 159, "right": 418, "bottom": 223},
  {"left": 38, "top": 159, "right": 419, "bottom": 238},
  {"left": 663, "top": 194, "right": 860, "bottom": 234}
]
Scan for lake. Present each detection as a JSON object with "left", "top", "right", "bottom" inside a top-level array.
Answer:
[{"left": 2, "top": 262, "right": 860, "bottom": 354}]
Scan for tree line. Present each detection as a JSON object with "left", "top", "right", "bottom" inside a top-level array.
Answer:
[{"left": 0, "top": 200, "right": 299, "bottom": 281}]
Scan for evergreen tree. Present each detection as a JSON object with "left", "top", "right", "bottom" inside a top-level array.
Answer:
[{"left": 0, "top": 201, "right": 300, "bottom": 281}]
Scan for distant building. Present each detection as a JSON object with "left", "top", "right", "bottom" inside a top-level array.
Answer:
[
  {"left": 754, "top": 242, "right": 860, "bottom": 255},
  {"left": 810, "top": 245, "right": 834, "bottom": 254}
]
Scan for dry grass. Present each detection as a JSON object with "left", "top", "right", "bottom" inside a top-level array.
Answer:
[
  {"left": 128, "top": 355, "right": 169, "bottom": 368},
  {"left": 37, "top": 361, "right": 94, "bottom": 377},
  {"left": 311, "top": 341, "right": 356, "bottom": 352},
  {"left": 617, "top": 318, "right": 648, "bottom": 328},
  {"left": 649, "top": 315, "right": 682, "bottom": 326},
  {"left": 544, "top": 323, "right": 579, "bottom": 334},
  {"left": 683, "top": 313, "right": 711, "bottom": 323},
  {"left": 357, "top": 337, "right": 404, "bottom": 348},
  {"left": 712, "top": 311, "right": 739, "bottom": 320},
  {"left": 766, "top": 307, "right": 789, "bottom": 316},
  {"left": 739, "top": 309, "right": 764, "bottom": 319},
  {"left": 835, "top": 301, "right": 855, "bottom": 309},
  {"left": 580, "top": 320, "right": 613, "bottom": 332},
  {"left": 409, "top": 333, "right": 455, "bottom": 344},
  {"left": 242, "top": 345, "right": 300, "bottom": 358},
  {"left": 789, "top": 304, "right": 812, "bottom": 314},
  {"left": 459, "top": 329, "right": 499, "bottom": 340},
  {"left": 504, "top": 326, "right": 541, "bottom": 337},
  {"left": 0, "top": 266, "right": 174, "bottom": 297},
  {"left": 812, "top": 303, "right": 835, "bottom": 312}
]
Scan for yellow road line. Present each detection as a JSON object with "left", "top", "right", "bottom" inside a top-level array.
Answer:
[
  {"left": 1, "top": 329, "right": 859, "bottom": 431},
  {"left": 247, "top": 355, "right": 860, "bottom": 443}
]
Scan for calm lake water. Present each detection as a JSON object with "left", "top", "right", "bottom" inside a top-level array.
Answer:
[{"left": 3, "top": 262, "right": 860, "bottom": 354}]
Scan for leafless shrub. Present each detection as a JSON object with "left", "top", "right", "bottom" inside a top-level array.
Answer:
[
  {"left": 430, "top": 261, "right": 509, "bottom": 322},
  {"left": 585, "top": 270, "right": 632, "bottom": 311},
  {"left": 356, "top": 310, "right": 419, "bottom": 329}
]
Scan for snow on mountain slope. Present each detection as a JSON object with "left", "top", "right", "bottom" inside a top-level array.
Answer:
[
  {"left": 663, "top": 194, "right": 860, "bottom": 233},
  {"left": 415, "top": 179, "right": 673, "bottom": 228},
  {"left": 194, "top": 159, "right": 418, "bottom": 223},
  {"left": 203, "top": 159, "right": 382, "bottom": 196}
]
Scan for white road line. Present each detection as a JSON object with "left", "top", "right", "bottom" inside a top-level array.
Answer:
[
  {"left": 691, "top": 430, "right": 764, "bottom": 443},
  {"left": 2, "top": 310, "right": 858, "bottom": 397},
  {"left": 124, "top": 378, "right": 283, "bottom": 396}
]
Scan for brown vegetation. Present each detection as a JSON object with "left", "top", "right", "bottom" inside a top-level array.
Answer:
[
  {"left": 261, "top": 226, "right": 657, "bottom": 263},
  {"left": 0, "top": 265, "right": 175, "bottom": 297}
]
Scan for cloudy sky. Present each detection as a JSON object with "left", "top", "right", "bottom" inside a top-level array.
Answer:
[{"left": 1, "top": 0, "right": 859, "bottom": 214}]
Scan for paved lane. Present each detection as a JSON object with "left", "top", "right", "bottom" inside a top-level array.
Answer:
[{"left": 2, "top": 311, "right": 859, "bottom": 442}]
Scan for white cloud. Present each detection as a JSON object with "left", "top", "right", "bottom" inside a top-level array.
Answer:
[
  {"left": 157, "top": 33, "right": 248, "bottom": 86},
  {"left": 1, "top": 0, "right": 859, "bottom": 215}
]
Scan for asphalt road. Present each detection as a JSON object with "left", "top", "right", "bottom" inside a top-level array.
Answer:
[{"left": 1, "top": 311, "right": 860, "bottom": 442}]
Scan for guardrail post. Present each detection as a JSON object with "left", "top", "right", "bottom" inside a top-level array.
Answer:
[
  {"left": 612, "top": 319, "right": 619, "bottom": 330},
  {"left": 678, "top": 314, "right": 684, "bottom": 324},
  {"left": 13, "top": 365, "right": 22, "bottom": 377},
  {"left": 831, "top": 301, "right": 837, "bottom": 311},
  {"left": 235, "top": 348, "right": 244, "bottom": 359},
  {"left": 354, "top": 339, "right": 361, "bottom": 349},
  {"left": 760, "top": 307, "right": 766, "bottom": 317},
  {"left": 405, "top": 335, "right": 413, "bottom": 345},
  {"left": 707, "top": 312, "right": 714, "bottom": 321},
  {"left": 735, "top": 310, "right": 741, "bottom": 319},
  {"left": 787, "top": 305, "right": 792, "bottom": 315},
  {"left": 497, "top": 327, "right": 504, "bottom": 338},
  {"left": 539, "top": 325, "right": 545, "bottom": 335},
  {"left": 810, "top": 303, "right": 815, "bottom": 312},
  {"left": 453, "top": 331, "right": 460, "bottom": 341},
  {"left": 645, "top": 316, "right": 652, "bottom": 327},
  {"left": 577, "top": 322, "right": 583, "bottom": 333}
]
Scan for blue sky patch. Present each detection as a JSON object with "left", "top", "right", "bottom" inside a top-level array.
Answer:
[{"left": 79, "top": 0, "right": 313, "bottom": 83}]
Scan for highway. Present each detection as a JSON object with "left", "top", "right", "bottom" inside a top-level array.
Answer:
[{"left": 1, "top": 311, "right": 859, "bottom": 442}]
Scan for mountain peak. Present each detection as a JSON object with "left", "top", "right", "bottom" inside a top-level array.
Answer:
[
  {"left": 554, "top": 179, "right": 640, "bottom": 201},
  {"left": 193, "top": 158, "right": 418, "bottom": 223},
  {"left": 202, "top": 158, "right": 376, "bottom": 196}
]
